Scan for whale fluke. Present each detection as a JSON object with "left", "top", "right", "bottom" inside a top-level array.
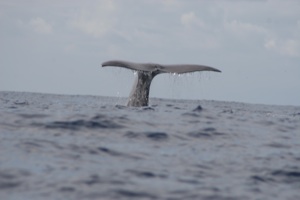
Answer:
[{"left": 102, "top": 60, "right": 221, "bottom": 107}]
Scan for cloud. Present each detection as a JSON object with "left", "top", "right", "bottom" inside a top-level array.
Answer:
[
  {"left": 29, "top": 17, "right": 52, "bottom": 34},
  {"left": 223, "top": 19, "right": 267, "bottom": 37},
  {"left": 179, "top": 11, "right": 218, "bottom": 49},
  {"left": 70, "top": 0, "right": 117, "bottom": 38},
  {"left": 161, "top": 0, "right": 181, "bottom": 9},
  {"left": 180, "top": 11, "right": 205, "bottom": 29},
  {"left": 265, "top": 38, "right": 300, "bottom": 57}
]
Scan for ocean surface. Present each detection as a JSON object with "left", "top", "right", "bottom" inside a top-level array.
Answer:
[{"left": 0, "top": 91, "right": 300, "bottom": 200}]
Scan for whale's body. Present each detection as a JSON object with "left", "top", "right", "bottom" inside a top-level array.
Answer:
[{"left": 102, "top": 60, "right": 221, "bottom": 107}]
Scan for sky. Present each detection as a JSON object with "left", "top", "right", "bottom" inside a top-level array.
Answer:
[{"left": 1, "top": 0, "right": 300, "bottom": 106}]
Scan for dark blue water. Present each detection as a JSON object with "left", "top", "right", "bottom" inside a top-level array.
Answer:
[{"left": 0, "top": 92, "right": 300, "bottom": 200}]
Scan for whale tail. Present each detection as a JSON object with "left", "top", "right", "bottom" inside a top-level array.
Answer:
[
  {"left": 102, "top": 60, "right": 221, "bottom": 74},
  {"left": 101, "top": 60, "right": 221, "bottom": 107}
]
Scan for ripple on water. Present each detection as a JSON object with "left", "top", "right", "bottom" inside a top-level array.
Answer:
[
  {"left": 124, "top": 131, "right": 169, "bottom": 141},
  {"left": 44, "top": 115, "right": 123, "bottom": 130},
  {"left": 0, "top": 169, "right": 31, "bottom": 190},
  {"left": 187, "top": 127, "right": 225, "bottom": 139}
]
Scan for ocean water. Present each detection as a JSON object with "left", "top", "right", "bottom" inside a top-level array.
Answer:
[{"left": 0, "top": 91, "right": 300, "bottom": 200}]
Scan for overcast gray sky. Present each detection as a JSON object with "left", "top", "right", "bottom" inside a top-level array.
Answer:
[{"left": 1, "top": 0, "right": 299, "bottom": 106}]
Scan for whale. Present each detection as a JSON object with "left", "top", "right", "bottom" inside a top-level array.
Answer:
[{"left": 102, "top": 60, "right": 221, "bottom": 107}]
